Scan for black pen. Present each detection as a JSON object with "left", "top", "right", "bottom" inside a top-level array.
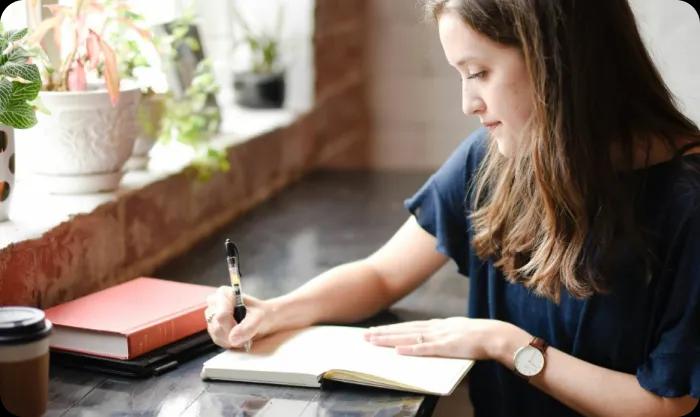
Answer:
[{"left": 225, "top": 239, "right": 251, "bottom": 352}]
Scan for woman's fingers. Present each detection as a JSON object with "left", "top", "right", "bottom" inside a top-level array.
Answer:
[
  {"left": 364, "top": 320, "right": 435, "bottom": 342},
  {"left": 396, "top": 341, "right": 442, "bottom": 356},
  {"left": 364, "top": 319, "right": 451, "bottom": 357},
  {"left": 366, "top": 328, "right": 446, "bottom": 356},
  {"left": 366, "top": 332, "right": 429, "bottom": 347},
  {"left": 205, "top": 306, "right": 233, "bottom": 348},
  {"left": 365, "top": 320, "right": 435, "bottom": 346},
  {"left": 205, "top": 286, "right": 236, "bottom": 348},
  {"left": 206, "top": 286, "right": 270, "bottom": 350},
  {"left": 216, "top": 286, "right": 235, "bottom": 309},
  {"left": 366, "top": 317, "right": 488, "bottom": 359},
  {"left": 228, "top": 309, "right": 262, "bottom": 347}
]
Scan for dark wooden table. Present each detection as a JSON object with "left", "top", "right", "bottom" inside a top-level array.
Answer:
[{"left": 47, "top": 170, "right": 470, "bottom": 417}]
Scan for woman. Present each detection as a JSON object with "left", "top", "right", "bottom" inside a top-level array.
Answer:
[{"left": 205, "top": 1, "right": 700, "bottom": 415}]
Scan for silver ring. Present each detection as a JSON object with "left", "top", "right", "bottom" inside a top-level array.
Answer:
[
  {"left": 416, "top": 333, "right": 424, "bottom": 344},
  {"left": 205, "top": 312, "right": 215, "bottom": 324}
]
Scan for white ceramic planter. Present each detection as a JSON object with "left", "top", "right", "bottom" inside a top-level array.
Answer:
[
  {"left": 0, "top": 125, "right": 14, "bottom": 221},
  {"left": 25, "top": 84, "right": 141, "bottom": 194},
  {"left": 126, "top": 93, "right": 166, "bottom": 171}
]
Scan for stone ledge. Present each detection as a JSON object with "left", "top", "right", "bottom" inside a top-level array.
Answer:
[{"left": 0, "top": 105, "right": 365, "bottom": 308}]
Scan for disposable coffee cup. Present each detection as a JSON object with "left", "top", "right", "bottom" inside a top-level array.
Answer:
[{"left": 0, "top": 307, "right": 52, "bottom": 417}]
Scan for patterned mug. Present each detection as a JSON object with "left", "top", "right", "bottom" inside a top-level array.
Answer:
[{"left": 0, "top": 125, "right": 14, "bottom": 222}]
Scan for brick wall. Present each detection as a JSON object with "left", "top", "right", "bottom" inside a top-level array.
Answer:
[
  {"left": 0, "top": 0, "right": 372, "bottom": 307},
  {"left": 367, "top": 0, "right": 479, "bottom": 171},
  {"left": 313, "top": 0, "right": 371, "bottom": 168}
]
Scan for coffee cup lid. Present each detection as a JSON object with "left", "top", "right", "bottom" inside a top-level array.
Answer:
[{"left": 0, "top": 306, "right": 52, "bottom": 345}]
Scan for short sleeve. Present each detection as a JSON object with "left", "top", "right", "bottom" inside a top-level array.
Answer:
[
  {"left": 636, "top": 204, "right": 700, "bottom": 398},
  {"left": 404, "top": 128, "right": 488, "bottom": 275}
]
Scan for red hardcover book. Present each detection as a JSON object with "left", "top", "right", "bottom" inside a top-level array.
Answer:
[{"left": 45, "top": 277, "right": 215, "bottom": 360}]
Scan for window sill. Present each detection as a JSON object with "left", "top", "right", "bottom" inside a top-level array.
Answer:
[
  {"left": 0, "top": 58, "right": 370, "bottom": 308},
  {"left": 0, "top": 105, "right": 299, "bottom": 250}
]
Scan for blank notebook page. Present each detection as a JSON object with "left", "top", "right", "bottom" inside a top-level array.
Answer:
[{"left": 202, "top": 326, "right": 473, "bottom": 394}]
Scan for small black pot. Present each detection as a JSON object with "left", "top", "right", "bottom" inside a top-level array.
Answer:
[{"left": 233, "top": 71, "right": 285, "bottom": 109}]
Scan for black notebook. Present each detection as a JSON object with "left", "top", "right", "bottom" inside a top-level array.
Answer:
[{"left": 51, "top": 331, "right": 218, "bottom": 378}]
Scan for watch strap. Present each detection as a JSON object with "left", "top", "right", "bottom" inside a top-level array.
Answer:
[{"left": 530, "top": 336, "right": 548, "bottom": 353}]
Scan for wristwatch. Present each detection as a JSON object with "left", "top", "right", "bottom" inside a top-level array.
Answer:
[{"left": 513, "top": 336, "right": 548, "bottom": 379}]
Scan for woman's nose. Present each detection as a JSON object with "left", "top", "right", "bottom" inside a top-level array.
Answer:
[{"left": 462, "top": 94, "right": 485, "bottom": 116}]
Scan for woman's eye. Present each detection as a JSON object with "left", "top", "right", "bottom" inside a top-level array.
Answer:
[{"left": 467, "top": 71, "right": 486, "bottom": 80}]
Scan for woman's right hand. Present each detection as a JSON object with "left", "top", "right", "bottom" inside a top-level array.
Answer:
[{"left": 205, "top": 286, "right": 274, "bottom": 349}]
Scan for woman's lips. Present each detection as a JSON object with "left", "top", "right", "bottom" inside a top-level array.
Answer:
[{"left": 485, "top": 122, "right": 501, "bottom": 131}]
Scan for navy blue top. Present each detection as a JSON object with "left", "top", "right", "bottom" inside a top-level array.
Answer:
[{"left": 405, "top": 128, "right": 700, "bottom": 416}]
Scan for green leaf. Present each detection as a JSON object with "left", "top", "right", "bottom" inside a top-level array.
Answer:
[
  {"left": 0, "top": 79, "right": 11, "bottom": 110},
  {"left": 184, "top": 38, "right": 200, "bottom": 51},
  {"left": 124, "top": 11, "right": 141, "bottom": 21},
  {"left": 6, "top": 48, "right": 32, "bottom": 63},
  {"left": 0, "top": 62, "right": 41, "bottom": 101},
  {"left": 0, "top": 61, "right": 41, "bottom": 84},
  {"left": 132, "top": 55, "right": 148, "bottom": 66},
  {"left": 12, "top": 78, "right": 41, "bottom": 101},
  {"left": 172, "top": 26, "right": 189, "bottom": 39},
  {"left": 0, "top": 100, "right": 37, "bottom": 129},
  {"left": 0, "top": 61, "right": 40, "bottom": 128},
  {"left": 7, "top": 28, "right": 28, "bottom": 42}
]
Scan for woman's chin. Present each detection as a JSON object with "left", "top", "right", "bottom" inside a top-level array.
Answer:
[{"left": 494, "top": 136, "right": 514, "bottom": 157}]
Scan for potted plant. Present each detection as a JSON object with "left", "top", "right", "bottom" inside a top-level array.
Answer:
[
  {"left": 0, "top": 25, "right": 41, "bottom": 221},
  {"left": 117, "top": 9, "right": 226, "bottom": 175},
  {"left": 23, "top": 0, "right": 141, "bottom": 194},
  {"left": 230, "top": 2, "right": 285, "bottom": 109},
  {"left": 105, "top": 3, "right": 168, "bottom": 170},
  {"left": 140, "top": 10, "right": 228, "bottom": 180},
  {"left": 127, "top": 88, "right": 166, "bottom": 170},
  {"left": 158, "top": 58, "right": 228, "bottom": 180}
]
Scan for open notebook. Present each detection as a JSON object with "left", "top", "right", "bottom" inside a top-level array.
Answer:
[{"left": 200, "top": 325, "right": 474, "bottom": 396}]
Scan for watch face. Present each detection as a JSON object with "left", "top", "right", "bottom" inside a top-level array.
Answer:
[{"left": 514, "top": 345, "right": 545, "bottom": 377}]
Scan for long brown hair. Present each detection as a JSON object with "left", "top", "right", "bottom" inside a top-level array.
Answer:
[{"left": 425, "top": 0, "right": 700, "bottom": 301}]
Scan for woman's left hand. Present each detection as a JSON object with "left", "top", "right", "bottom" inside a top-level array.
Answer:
[{"left": 364, "top": 317, "right": 520, "bottom": 360}]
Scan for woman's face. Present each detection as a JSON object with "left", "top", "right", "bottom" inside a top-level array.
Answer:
[{"left": 438, "top": 10, "right": 533, "bottom": 156}]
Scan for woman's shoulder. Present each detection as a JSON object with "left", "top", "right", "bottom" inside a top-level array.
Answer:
[
  {"left": 640, "top": 136, "right": 700, "bottom": 199},
  {"left": 659, "top": 154, "right": 700, "bottom": 209},
  {"left": 640, "top": 154, "right": 700, "bottom": 235}
]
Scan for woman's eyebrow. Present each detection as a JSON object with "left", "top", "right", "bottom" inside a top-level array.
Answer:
[{"left": 454, "top": 56, "right": 480, "bottom": 67}]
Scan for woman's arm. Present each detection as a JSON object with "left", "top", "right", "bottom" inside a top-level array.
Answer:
[
  {"left": 495, "top": 325, "right": 698, "bottom": 417},
  {"left": 264, "top": 215, "right": 449, "bottom": 332},
  {"left": 209, "top": 216, "right": 449, "bottom": 348},
  {"left": 367, "top": 320, "right": 697, "bottom": 417}
]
